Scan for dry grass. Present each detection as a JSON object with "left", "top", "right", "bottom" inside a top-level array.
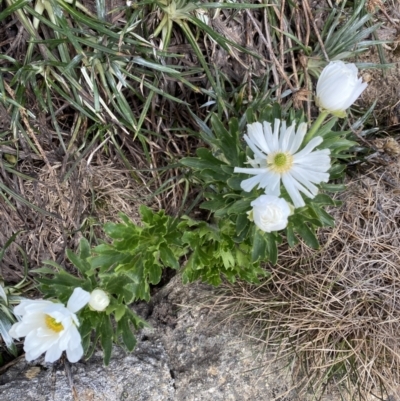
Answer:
[
  {"left": 0, "top": 153, "right": 154, "bottom": 281},
  {"left": 212, "top": 158, "right": 400, "bottom": 400}
]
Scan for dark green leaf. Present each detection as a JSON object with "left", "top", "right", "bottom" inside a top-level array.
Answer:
[
  {"left": 227, "top": 176, "right": 243, "bottom": 191},
  {"left": 292, "top": 219, "right": 319, "bottom": 249},
  {"left": 66, "top": 249, "right": 89, "bottom": 274},
  {"left": 226, "top": 199, "right": 252, "bottom": 214},
  {"left": 251, "top": 229, "right": 267, "bottom": 263},
  {"left": 236, "top": 213, "right": 249, "bottom": 236},
  {"left": 118, "top": 315, "right": 137, "bottom": 351},
  {"left": 159, "top": 245, "right": 179, "bottom": 270},
  {"left": 99, "top": 315, "right": 113, "bottom": 365},
  {"left": 266, "top": 233, "right": 278, "bottom": 265}
]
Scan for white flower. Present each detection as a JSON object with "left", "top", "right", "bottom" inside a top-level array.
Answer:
[
  {"left": 89, "top": 289, "right": 110, "bottom": 312},
  {"left": 250, "top": 195, "right": 291, "bottom": 232},
  {"left": 316, "top": 61, "right": 367, "bottom": 117},
  {"left": 234, "top": 119, "right": 331, "bottom": 208},
  {"left": 9, "top": 288, "right": 90, "bottom": 363}
]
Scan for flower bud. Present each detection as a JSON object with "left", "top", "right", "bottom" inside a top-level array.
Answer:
[
  {"left": 316, "top": 61, "right": 367, "bottom": 117},
  {"left": 89, "top": 289, "right": 110, "bottom": 312},
  {"left": 250, "top": 195, "right": 291, "bottom": 233}
]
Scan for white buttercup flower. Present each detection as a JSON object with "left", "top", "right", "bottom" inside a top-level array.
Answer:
[
  {"left": 234, "top": 119, "right": 331, "bottom": 208},
  {"left": 89, "top": 289, "right": 110, "bottom": 312},
  {"left": 316, "top": 61, "right": 367, "bottom": 117},
  {"left": 250, "top": 195, "right": 291, "bottom": 232},
  {"left": 9, "top": 288, "right": 90, "bottom": 363}
]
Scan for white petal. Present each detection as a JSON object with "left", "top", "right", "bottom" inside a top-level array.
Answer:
[
  {"left": 288, "top": 173, "right": 316, "bottom": 198},
  {"left": 247, "top": 122, "right": 271, "bottom": 154},
  {"left": 264, "top": 173, "right": 281, "bottom": 196},
  {"left": 67, "top": 325, "right": 82, "bottom": 350},
  {"left": 279, "top": 122, "right": 295, "bottom": 151},
  {"left": 24, "top": 332, "right": 54, "bottom": 360},
  {"left": 9, "top": 317, "right": 43, "bottom": 339},
  {"left": 270, "top": 119, "right": 281, "bottom": 152},
  {"left": 293, "top": 137, "right": 323, "bottom": 160},
  {"left": 341, "top": 81, "right": 368, "bottom": 110},
  {"left": 289, "top": 169, "right": 319, "bottom": 196},
  {"left": 240, "top": 175, "right": 264, "bottom": 192},
  {"left": 243, "top": 134, "right": 267, "bottom": 160},
  {"left": 294, "top": 151, "right": 331, "bottom": 171},
  {"left": 291, "top": 166, "right": 330, "bottom": 184},
  {"left": 282, "top": 174, "right": 305, "bottom": 208},
  {"left": 67, "top": 288, "right": 90, "bottom": 313},
  {"left": 234, "top": 167, "right": 269, "bottom": 175},
  {"left": 288, "top": 123, "right": 308, "bottom": 154},
  {"left": 66, "top": 342, "right": 83, "bottom": 363},
  {"left": 13, "top": 300, "right": 53, "bottom": 317},
  {"left": 45, "top": 343, "right": 63, "bottom": 363}
]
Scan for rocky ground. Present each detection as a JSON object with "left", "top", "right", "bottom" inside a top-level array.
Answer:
[{"left": 0, "top": 277, "right": 300, "bottom": 401}]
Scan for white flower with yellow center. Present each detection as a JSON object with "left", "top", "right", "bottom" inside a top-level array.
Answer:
[
  {"left": 234, "top": 119, "right": 331, "bottom": 208},
  {"left": 9, "top": 288, "right": 90, "bottom": 363}
]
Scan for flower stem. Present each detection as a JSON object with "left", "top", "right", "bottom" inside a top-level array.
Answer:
[{"left": 304, "top": 111, "right": 329, "bottom": 143}]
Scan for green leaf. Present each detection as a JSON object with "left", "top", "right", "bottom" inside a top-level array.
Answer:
[
  {"left": 99, "top": 314, "right": 113, "bottom": 366},
  {"left": 210, "top": 114, "right": 239, "bottom": 165},
  {"left": 180, "top": 157, "right": 219, "bottom": 170},
  {"left": 79, "top": 238, "right": 91, "bottom": 260},
  {"left": 0, "top": 231, "right": 22, "bottom": 263},
  {"left": 66, "top": 249, "right": 90, "bottom": 274},
  {"left": 114, "top": 305, "right": 126, "bottom": 322},
  {"left": 266, "top": 233, "right": 278, "bottom": 265},
  {"left": 310, "top": 204, "right": 335, "bottom": 227},
  {"left": 292, "top": 218, "right": 319, "bottom": 249},
  {"left": 30, "top": 267, "right": 58, "bottom": 275},
  {"left": 226, "top": 199, "right": 251, "bottom": 215},
  {"left": 251, "top": 229, "right": 267, "bottom": 263},
  {"left": 320, "top": 183, "right": 346, "bottom": 192},
  {"left": 139, "top": 205, "right": 154, "bottom": 224},
  {"left": 286, "top": 224, "right": 298, "bottom": 247},
  {"left": 227, "top": 176, "right": 243, "bottom": 191},
  {"left": 118, "top": 315, "right": 137, "bottom": 351},
  {"left": 236, "top": 213, "right": 249, "bottom": 236},
  {"left": 200, "top": 198, "right": 226, "bottom": 212},
  {"left": 196, "top": 148, "right": 226, "bottom": 166},
  {"left": 159, "top": 245, "right": 179, "bottom": 269}
]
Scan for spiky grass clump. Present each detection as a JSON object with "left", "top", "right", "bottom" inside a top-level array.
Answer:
[{"left": 215, "top": 162, "right": 400, "bottom": 400}]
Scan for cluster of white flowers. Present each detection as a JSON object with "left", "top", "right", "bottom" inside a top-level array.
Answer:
[
  {"left": 8, "top": 288, "right": 110, "bottom": 363},
  {"left": 235, "top": 61, "right": 367, "bottom": 233}
]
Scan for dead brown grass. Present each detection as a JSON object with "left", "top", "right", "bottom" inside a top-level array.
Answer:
[
  {"left": 213, "top": 158, "right": 400, "bottom": 400},
  {"left": 0, "top": 153, "right": 152, "bottom": 281}
]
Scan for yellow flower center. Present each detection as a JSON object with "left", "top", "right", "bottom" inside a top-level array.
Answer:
[
  {"left": 267, "top": 152, "right": 294, "bottom": 174},
  {"left": 45, "top": 315, "right": 64, "bottom": 333}
]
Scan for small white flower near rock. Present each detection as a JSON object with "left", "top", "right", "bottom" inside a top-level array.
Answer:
[
  {"left": 316, "top": 61, "right": 368, "bottom": 117},
  {"left": 9, "top": 287, "right": 90, "bottom": 363},
  {"left": 89, "top": 289, "right": 110, "bottom": 312},
  {"left": 249, "top": 195, "right": 291, "bottom": 233}
]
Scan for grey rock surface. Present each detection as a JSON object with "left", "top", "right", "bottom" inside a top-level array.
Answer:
[{"left": 0, "top": 276, "right": 331, "bottom": 401}]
